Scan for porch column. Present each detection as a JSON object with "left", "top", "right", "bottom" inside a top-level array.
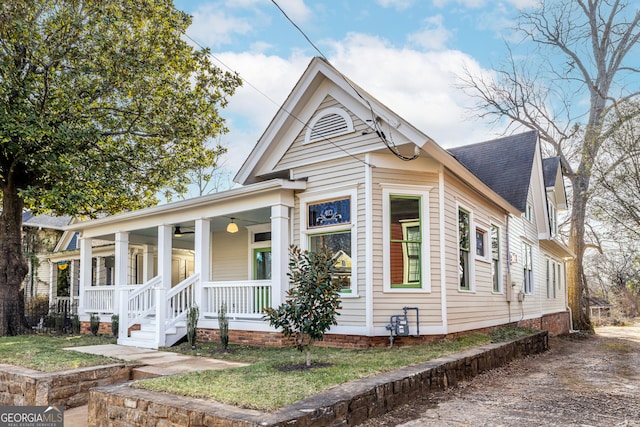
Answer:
[
  {"left": 142, "top": 244, "right": 155, "bottom": 283},
  {"left": 48, "top": 261, "right": 55, "bottom": 310},
  {"left": 78, "top": 237, "right": 92, "bottom": 315},
  {"left": 194, "top": 219, "right": 210, "bottom": 310},
  {"left": 271, "top": 204, "right": 289, "bottom": 308},
  {"left": 155, "top": 225, "right": 172, "bottom": 347},
  {"left": 95, "top": 257, "right": 102, "bottom": 286},
  {"left": 69, "top": 259, "right": 76, "bottom": 313},
  {"left": 114, "top": 232, "right": 129, "bottom": 314}
]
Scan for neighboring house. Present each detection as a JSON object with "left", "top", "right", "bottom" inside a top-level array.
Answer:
[{"left": 66, "top": 57, "right": 573, "bottom": 349}]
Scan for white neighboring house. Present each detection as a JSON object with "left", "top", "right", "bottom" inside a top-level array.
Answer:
[{"left": 66, "top": 57, "right": 573, "bottom": 349}]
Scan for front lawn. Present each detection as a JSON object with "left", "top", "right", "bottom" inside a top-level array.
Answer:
[
  {"left": 0, "top": 334, "right": 121, "bottom": 372},
  {"left": 135, "top": 331, "right": 523, "bottom": 411}
]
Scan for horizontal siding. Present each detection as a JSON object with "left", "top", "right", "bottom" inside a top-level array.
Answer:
[
  {"left": 443, "top": 170, "right": 512, "bottom": 332},
  {"left": 212, "top": 229, "right": 249, "bottom": 281},
  {"left": 293, "top": 157, "right": 367, "bottom": 327},
  {"left": 277, "top": 95, "right": 395, "bottom": 170},
  {"left": 371, "top": 167, "right": 443, "bottom": 327}
]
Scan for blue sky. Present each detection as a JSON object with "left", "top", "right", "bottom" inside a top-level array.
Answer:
[{"left": 172, "top": 0, "right": 537, "bottom": 188}]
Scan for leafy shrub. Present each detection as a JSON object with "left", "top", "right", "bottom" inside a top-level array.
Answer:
[
  {"left": 89, "top": 313, "right": 100, "bottom": 336},
  {"left": 111, "top": 314, "right": 119, "bottom": 338},
  {"left": 72, "top": 315, "right": 81, "bottom": 334},
  {"left": 187, "top": 306, "right": 199, "bottom": 348},
  {"left": 218, "top": 303, "right": 229, "bottom": 350},
  {"left": 265, "top": 246, "right": 344, "bottom": 367}
]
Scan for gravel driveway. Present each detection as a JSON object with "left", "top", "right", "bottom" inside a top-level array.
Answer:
[{"left": 362, "top": 323, "right": 640, "bottom": 427}]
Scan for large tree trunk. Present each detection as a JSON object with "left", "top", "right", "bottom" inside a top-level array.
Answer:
[
  {"left": 0, "top": 180, "right": 30, "bottom": 336},
  {"left": 567, "top": 172, "right": 592, "bottom": 331}
]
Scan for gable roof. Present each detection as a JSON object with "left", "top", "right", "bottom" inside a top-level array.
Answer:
[
  {"left": 542, "top": 157, "right": 561, "bottom": 188},
  {"left": 234, "top": 57, "right": 521, "bottom": 216},
  {"left": 448, "top": 131, "right": 539, "bottom": 212},
  {"left": 22, "top": 212, "right": 72, "bottom": 230}
]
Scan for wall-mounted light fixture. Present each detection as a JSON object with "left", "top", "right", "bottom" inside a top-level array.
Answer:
[{"left": 226, "top": 218, "right": 239, "bottom": 233}]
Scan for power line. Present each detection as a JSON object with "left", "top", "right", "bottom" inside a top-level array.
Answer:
[
  {"left": 183, "top": 33, "right": 373, "bottom": 167},
  {"left": 269, "top": 0, "right": 418, "bottom": 161}
]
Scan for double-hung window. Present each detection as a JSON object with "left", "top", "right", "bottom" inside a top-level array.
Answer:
[
  {"left": 382, "top": 185, "right": 430, "bottom": 292},
  {"left": 491, "top": 225, "right": 501, "bottom": 292},
  {"left": 458, "top": 208, "right": 471, "bottom": 291},
  {"left": 523, "top": 242, "right": 534, "bottom": 294},
  {"left": 302, "top": 190, "right": 356, "bottom": 294}
]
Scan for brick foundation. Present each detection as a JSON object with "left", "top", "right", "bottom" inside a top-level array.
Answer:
[
  {"left": 518, "top": 311, "right": 571, "bottom": 336},
  {"left": 195, "top": 310, "right": 570, "bottom": 349}
]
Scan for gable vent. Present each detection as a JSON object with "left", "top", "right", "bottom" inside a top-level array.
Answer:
[{"left": 305, "top": 107, "right": 354, "bottom": 144}]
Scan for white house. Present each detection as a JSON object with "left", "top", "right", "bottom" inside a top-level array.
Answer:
[{"left": 66, "top": 57, "right": 573, "bottom": 349}]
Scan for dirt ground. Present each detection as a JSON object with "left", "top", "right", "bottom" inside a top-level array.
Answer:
[{"left": 361, "top": 323, "right": 640, "bottom": 427}]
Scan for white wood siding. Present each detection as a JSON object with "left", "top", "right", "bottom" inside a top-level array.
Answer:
[
  {"left": 442, "top": 170, "right": 511, "bottom": 333},
  {"left": 371, "top": 167, "right": 443, "bottom": 328},
  {"left": 277, "top": 95, "right": 386, "bottom": 171},
  {"left": 292, "top": 156, "right": 367, "bottom": 327},
  {"left": 211, "top": 229, "right": 250, "bottom": 281}
]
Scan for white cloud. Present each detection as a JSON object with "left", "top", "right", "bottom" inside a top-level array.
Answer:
[
  {"left": 214, "top": 32, "right": 500, "bottom": 179},
  {"left": 326, "top": 33, "right": 497, "bottom": 147},
  {"left": 407, "top": 15, "right": 453, "bottom": 51},
  {"left": 433, "top": 0, "right": 538, "bottom": 9},
  {"left": 188, "top": 4, "right": 254, "bottom": 48},
  {"left": 268, "top": 0, "right": 312, "bottom": 23},
  {"left": 376, "top": 0, "right": 415, "bottom": 11}
]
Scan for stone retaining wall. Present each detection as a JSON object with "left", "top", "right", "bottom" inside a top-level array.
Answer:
[
  {"left": 88, "top": 332, "right": 548, "bottom": 426},
  {"left": 0, "top": 364, "right": 134, "bottom": 409}
]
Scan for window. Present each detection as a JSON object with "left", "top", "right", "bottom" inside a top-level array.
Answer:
[
  {"left": 459, "top": 208, "right": 471, "bottom": 291},
  {"left": 476, "top": 228, "right": 486, "bottom": 257},
  {"left": 491, "top": 225, "right": 501, "bottom": 292},
  {"left": 382, "top": 185, "right": 431, "bottom": 292},
  {"left": 523, "top": 242, "right": 533, "bottom": 294},
  {"left": 301, "top": 192, "right": 355, "bottom": 294},
  {"left": 525, "top": 204, "right": 533, "bottom": 222},
  {"left": 548, "top": 199, "right": 557, "bottom": 236},
  {"left": 389, "top": 196, "right": 421, "bottom": 288}
]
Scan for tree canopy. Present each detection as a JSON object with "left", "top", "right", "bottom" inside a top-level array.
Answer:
[
  {"left": 461, "top": 0, "right": 640, "bottom": 330},
  {"left": 0, "top": 0, "right": 241, "bottom": 335}
]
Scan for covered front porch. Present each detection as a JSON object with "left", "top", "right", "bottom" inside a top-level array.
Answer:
[{"left": 68, "top": 179, "right": 306, "bottom": 348}]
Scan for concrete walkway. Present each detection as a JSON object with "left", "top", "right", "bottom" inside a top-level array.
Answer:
[{"left": 62, "top": 344, "right": 247, "bottom": 426}]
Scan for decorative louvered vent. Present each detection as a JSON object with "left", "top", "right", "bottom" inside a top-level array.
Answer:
[{"left": 305, "top": 107, "right": 354, "bottom": 144}]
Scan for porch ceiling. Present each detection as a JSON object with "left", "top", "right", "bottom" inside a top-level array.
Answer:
[{"left": 89, "top": 207, "right": 272, "bottom": 248}]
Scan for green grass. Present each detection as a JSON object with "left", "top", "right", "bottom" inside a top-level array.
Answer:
[
  {"left": 0, "top": 334, "right": 121, "bottom": 372},
  {"left": 135, "top": 332, "right": 497, "bottom": 411}
]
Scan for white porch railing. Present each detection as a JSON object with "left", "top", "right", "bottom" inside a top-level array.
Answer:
[
  {"left": 121, "top": 276, "right": 162, "bottom": 333},
  {"left": 202, "top": 280, "right": 272, "bottom": 319},
  {"left": 165, "top": 273, "right": 199, "bottom": 332},
  {"left": 84, "top": 286, "right": 115, "bottom": 314}
]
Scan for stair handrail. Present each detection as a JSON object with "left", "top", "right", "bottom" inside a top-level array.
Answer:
[
  {"left": 165, "top": 273, "right": 200, "bottom": 332},
  {"left": 124, "top": 275, "right": 162, "bottom": 330}
]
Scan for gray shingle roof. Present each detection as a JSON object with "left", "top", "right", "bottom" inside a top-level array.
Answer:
[
  {"left": 448, "top": 130, "right": 538, "bottom": 212},
  {"left": 22, "top": 212, "right": 72, "bottom": 230},
  {"left": 542, "top": 157, "right": 561, "bottom": 188}
]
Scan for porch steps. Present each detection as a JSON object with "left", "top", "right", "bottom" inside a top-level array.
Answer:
[{"left": 120, "top": 318, "right": 188, "bottom": 349}]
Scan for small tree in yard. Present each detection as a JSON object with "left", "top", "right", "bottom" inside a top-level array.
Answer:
[{"left": 265, "top": 246, "right": 343, "bottom": 368}]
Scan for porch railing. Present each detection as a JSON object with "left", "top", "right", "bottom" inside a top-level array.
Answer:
[
  {"left": 51, "top": 296, "right": 79, "bottom": 315},
  {"left": 165, "top": 273, "right": 199, "bottom": 332},
  {"left": 84, "top": 286, "right": 115, "bottom": 314},
  {"left": 202, "top": 280, "right": 272, "bottom": 319},
  {"left": 121, "top": 275, "right": 162, "bottom": 332}
]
